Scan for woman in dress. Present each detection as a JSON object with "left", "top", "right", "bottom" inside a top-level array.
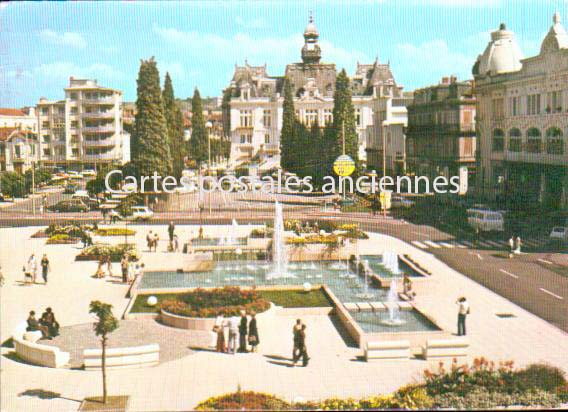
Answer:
[{"left": 248, "top": 312, "right": 259, "bottom": 352}]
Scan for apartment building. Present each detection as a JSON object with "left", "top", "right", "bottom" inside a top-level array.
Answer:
[
  {"left": 0, "top": 107, "right": 38, "bottom": 132},
  {"left": 36, "top": 77, "right": 130, "bottom": 169},
  {"left": 406, "top": 76, "right": 477, "bottom": 191},
  {"left": 473, "top": 13, "right": 568, "bottom": 209}
]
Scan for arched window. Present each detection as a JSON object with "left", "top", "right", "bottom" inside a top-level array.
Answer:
[
  {"left": 526, "top": 128, "right": 542, "bottom": 153},
  {"left": 492, "top": 128, "right": 505, "bottom": 152},
  {"left": 545, "top": 127, "right": 564, "bottom": 155},
  {"left": 508, "top": 128, "right": 522, "bottom": 152}
]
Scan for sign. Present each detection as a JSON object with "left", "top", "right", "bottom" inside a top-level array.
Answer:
[
  {"left": 459, "top": 166, "right": 469, "bottom": 195},
  {"left": 333, "top": 155, "right": 355, "bottom": 177}
]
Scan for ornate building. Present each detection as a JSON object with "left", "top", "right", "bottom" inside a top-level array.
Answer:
[
  {"left": 473, "top": 13, "right": 568, "bottom": 209},
  {"left": 223, "top": 15, "right": 404, "bottom": 170}
]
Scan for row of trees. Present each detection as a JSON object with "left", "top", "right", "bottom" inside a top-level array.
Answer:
[
  {"left": 0, "top": 168, "right": 53, "bottom": 198},
  {"left": 280, "top": 69, "right": 359, "bottom": 187},
  {"left": 130, "top": 57, "right": 229, "bottom": 180}
]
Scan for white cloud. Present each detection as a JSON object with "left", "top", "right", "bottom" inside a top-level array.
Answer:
[
  {"left": 396, "top": 39, "right": 474, "bottom": 82},
  {"left": 153, "top": 26, "right": 370, "bottom": 73},
  {"left": 235, "top": 16, "right": 267, "bottom": 29},
  {"left": 40, "top": 30, "right": 87, "bottom": 49}
]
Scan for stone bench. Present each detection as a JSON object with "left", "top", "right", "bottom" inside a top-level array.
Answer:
[
  {"left": 421, "top": 338, "right": 469, "bottom": 359},
  {"left": 364, "top": 340, "right": 410, "bottom": 361},
  {"left": 12, "top": 321, "right": 70, "bottom": 368},
  {"left": 83, "top": 344, "right": 160, "bottom": 370}
]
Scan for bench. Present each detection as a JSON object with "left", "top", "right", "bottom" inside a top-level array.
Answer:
[
  {"left": 421, "top": 338, "right": 469, "bottom": 359},
  {"left": 364, "top": 340, "right": 410, "bottom": 361},
  {"left": 83, "top": 344, "right": 159, "bottom": 370},
  {"left": 12, "top": 321, "right": 70, "bottom": 368}
]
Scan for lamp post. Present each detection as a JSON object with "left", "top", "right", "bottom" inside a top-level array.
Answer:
[
  {"left": 382, "top": 124, "right": 387, "bottom": 218},
  {"left": 206, "top": 121, "right": 213, "bottom": 216}
]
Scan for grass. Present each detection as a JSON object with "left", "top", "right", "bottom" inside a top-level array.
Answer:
[
  {"left": 130, "top": 288, "right": 333, "bottom": 313},
  {"left": 79, "top": 396, "right": 129, "bottom": 412}
]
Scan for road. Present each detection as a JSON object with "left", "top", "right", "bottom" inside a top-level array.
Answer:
[{"left": 0, "top": 198, "right": 566, "bottom": 332}]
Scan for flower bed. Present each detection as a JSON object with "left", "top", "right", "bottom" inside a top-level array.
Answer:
[
  {"left": 46, "top": 234, "right": 80, "bottom": 245},
  {"left": 287, "top": 234, "right": 338, "bottom": 245},
  {"left": 94, "top": 228, "right": 136, "bottom": 236},
  {"left": 160, "top": 287, "right": 270, "bottom": 318},
  {"left": 32, "top": 223, "right": 95, "bottom": 239},
  {"left": 76, "top": 243, "right": 139, "bottom": 262}
]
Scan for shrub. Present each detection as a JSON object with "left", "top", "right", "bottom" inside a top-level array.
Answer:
[
  {"left": 160, "top": 287, "right": 271, "bottom": 318},
  {"left": 45, "top": 223, "right": 95, "bottom": 238},
  {"left": 77, "top": 243, "right": 139, "bottom": 262},
  {"left": 195, "top": 391, "right": 291, "bottom": 410},
  {"left": 432, "top": 388, "right": 560, "bottom": 409},
  {"left": 46, "top": 234, "right": 78, "bottom": 244},
  {"left": 514, "top": 363, "right": 566, "bottom": 393},
  {"left": 95, "top": 228, "right": 136, "bottom": 236}
]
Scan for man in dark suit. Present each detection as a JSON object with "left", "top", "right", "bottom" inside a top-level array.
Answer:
[{"left": 238, "top": 310, "right": 248, "bottom": 353}]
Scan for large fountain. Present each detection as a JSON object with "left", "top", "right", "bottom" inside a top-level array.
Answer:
[
  {"left": 355, "top": 258, "right": 375, "bottom": 300},
  {"left": 382, "top": 251, "right": 400, "bottom": 275},
  {"left": 382, "top": 279, "right": 405, "bottom": 326},
  {"left": 266, "top": 201, "right": 294, "bottom": 279}
]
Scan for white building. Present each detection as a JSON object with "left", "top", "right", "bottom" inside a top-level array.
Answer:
[
  {"left": 473, "top": 13, "right": 568, "bottom": 209},
  {"left": 224, "top": 15, "right": 403, "bottom": 170},
  {"left": 0, "top": 128, "right": 38, "bottom": 173},
  {"left": 36, "top": 77, "right": 130, "bottom": 169},
  {"left": 0, "top": 108, "right": 38, "bottom": 133}
]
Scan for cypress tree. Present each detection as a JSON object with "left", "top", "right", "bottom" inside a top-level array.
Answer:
[
  {"left": 131, "top": 57, "right": 172, "bottom": 177},
  {"left": 332, "top": 69, "right": 359, "bottom": 165},
  {"left": 280, "top": 78, "right": 297, "bottom": 172},
  {"left": 189, "top": 88, "right": 208, "bottom": 164},
  {"left": 162, "top": 72, "right": 185, "bottom": 177},
  {"left": 308, "top": 120, "right": 325, "bottom": 186}
]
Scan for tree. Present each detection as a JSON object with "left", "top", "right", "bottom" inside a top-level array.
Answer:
[
  {"left": 163, "top": 73, "right": 185, "bottom": 177},
  {"left": 188, "top": 88, "right": 208, "bottom": 164},
  {"left": 89, "top": 301, "right": 119, "bottom": 404},
  {"left": 131, "top": 57, "right": 172, "bottom": 177},
  {"left": 331, "top": 69, "right": 359, "bottom": 165},
  {"left": 307, "top": 120, "right": 325, "bottom": 187},
  {"left": 280, "top": 78, "right": 297, "bottom": 172}
]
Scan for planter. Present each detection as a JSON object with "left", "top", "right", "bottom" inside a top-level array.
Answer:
[{"left": 75, "top": 254, "right": 139, "bottom": 262}]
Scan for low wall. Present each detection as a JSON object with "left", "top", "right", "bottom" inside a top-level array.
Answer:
[
  {"left": 13, "top": 337, "right": 70, "bottom": 368},
  {"left": 83, "top": 344, "right": 159, "bottom": 370},
  {"left": 321, "top": 285, "right": 366, "bottom": 348}
]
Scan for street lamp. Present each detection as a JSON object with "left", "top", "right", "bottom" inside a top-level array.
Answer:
[{"left": 205, "top": 121, "right": 213, "bottom": 216}]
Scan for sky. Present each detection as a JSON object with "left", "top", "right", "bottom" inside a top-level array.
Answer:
[{"left": 1, "top": 0, "right": 566, "bottom": 107}]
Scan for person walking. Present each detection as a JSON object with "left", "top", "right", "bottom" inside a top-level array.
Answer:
[
  {"left": 238, "top": 310, "right": 248, "bottom": 353},
  {"left": 298, "top": 324, "right": 309, "bottom": 367},
  {"left": 456, "top": 297, "right": 470, "bottom": 336},
  {"left": 105, "top": 255, "right": 113, "bottom": 277},
  {"left": 168, "top": 221, "right": 175, "bottom": 243},
  {"left": 40, "top": 254, "right": 50, "bottom": 284},
  {"left": 153, "top": 233, "right": 159, "bottom": 252},
  {"left": 508, "top": 236, "right": 515, "bottom": 258},
  {"left": 292, "top": 319, "right": 303, "bottom": 365},
  {"left": 172, "top": 234, "right": 179, "bottom": 252},
  {"left": 515, "top": 236, "right": 522, "bottom": 255},
  {"left": 213, "top": 314, "right": 226, "bottom": 353},
  {"left": 248, "top": 312, "right": 259, "bottom": 352},
  {"left": 120, "top": 254, "right": 129, "bottom": 283},
  {"left": 28, "top": 254, "right": 38, "bottom": 284},
  {"left": 227, "top": 315, "right": 239, "bottom": 354},
  {"left": 146, "top": 231, "right": 153, "bottom": 252}
]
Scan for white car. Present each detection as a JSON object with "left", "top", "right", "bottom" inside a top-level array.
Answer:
[
  {"left": 130, "top": 206, "right": 154, "bottom": 221},
  {"left": 82, "top": 169, "right": 96, "bottom": 177},
  {"left": 68, "top": 171, "right": 83, "bottom": 179},
  {"left": 390, "top": 195, "right": 415, "bottom": 209},
  {"left": 549, "top": 227, "right": 567, "bottom": 242},
  {"left": 467, "top": 208, "right": 505, "bottom": 232}
]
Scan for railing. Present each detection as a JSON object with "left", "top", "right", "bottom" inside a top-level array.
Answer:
[
  {"left": 83, "top": 152, "right": 118, "bottom": 160},
  {"left": 81, "top": 112, "right": 114, "bottom": 119},
  {"left": 83, "top": 137, "right": 116, "bottom": 147},
  {"left": 82, "top": 125, "right": 115, "bottom": 133},
  {"left": 81, "top": 97, "right": 114, "bottom": 104}
]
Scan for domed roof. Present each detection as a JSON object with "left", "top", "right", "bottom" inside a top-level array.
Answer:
[
  {"left": 474, "top": 23, "right": 523, "bottom": 76},
  {"left": 540, "top": 11, "right": 568, "bottom": 54},
  {"left": 304, "top": 13, "right": 318, "bottom": 37}
]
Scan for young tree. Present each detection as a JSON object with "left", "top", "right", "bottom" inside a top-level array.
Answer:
[
  {"left": 189, "top": 88, "right": 208, "bottom": 164},
  {"left": 131, "top": 57, "right": 172, "bottom": 177},
  {"left": 162, "top": 73, "right": 186, "bottom": 177},
  {"left": 280, "top": 78, "right": 297, "bottom": 172},
  {"left": 331, "top": 69, "right": 359, "bottom": 165},
  {"left": 89, "top": 301, "right": 119, "bottom": 404}
]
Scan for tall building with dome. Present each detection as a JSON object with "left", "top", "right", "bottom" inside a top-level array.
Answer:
[
  {"left": 223, "top": 15, "right": 404, "bottom": 170},
  {"left": 473, "top": 12, "right": 568, "bottom": 209}
]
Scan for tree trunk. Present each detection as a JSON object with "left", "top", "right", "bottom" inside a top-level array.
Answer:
[{"left": 102, "top": 335, "right": 107, "bottom": 404}]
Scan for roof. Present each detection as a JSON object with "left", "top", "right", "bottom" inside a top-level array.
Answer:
[
  {"left": 474, "top": 23, "right": 523, "bottom": 77},
  {"left": 0, "top": 108, "right": 27, "bottom": 117},
  {"left": 0, "top": 127, "right": 19, "bottom": 142}
]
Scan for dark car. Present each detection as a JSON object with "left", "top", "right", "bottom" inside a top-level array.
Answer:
[
  {"left": 47, "top": 199, "right": 89, "bottom": 213},
  {"left": 64, "top": 184, "right": 78, "bottom": 194}
]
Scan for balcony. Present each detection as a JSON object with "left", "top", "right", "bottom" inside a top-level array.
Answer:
[
  {"left": 82, "top": 125, "right": 115, "bottom": 133},
  {"left": 81, "top": 112, "right": 114, "bottom": 119},
  {"left": 83, "top": 137, "right": 116, "bottom": 147},
  {"left": 83, "top": 153, "right": 118, "bottom": 161},
  {"left": 81, "top": 97, "right": 114, "bottom": 105}
]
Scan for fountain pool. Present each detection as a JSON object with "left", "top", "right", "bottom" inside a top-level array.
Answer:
[{"left": 352, "top": 309, "right": 440, "bottom": 333}]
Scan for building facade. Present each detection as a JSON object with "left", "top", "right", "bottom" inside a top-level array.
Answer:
[
  {"left": 406, "top": 76, "right": 477, "bottom": 190},
  {"left": 36, "top": 78, "right": 130, "bottom": 169},
  {"left": 0, "top": 128, "right": 38, "bottom": 173},
  {"left": 0, "top": 108, "right": 38, "bottom": 133},
  {"left": 223, "top": 16, "right": 403, "bottom": 169}
]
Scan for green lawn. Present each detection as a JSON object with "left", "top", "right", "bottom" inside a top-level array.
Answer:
[{"left": 130, "top": 288, "right": 333, "bottom": 313}]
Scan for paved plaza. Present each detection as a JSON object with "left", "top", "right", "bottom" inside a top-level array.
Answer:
[{"left": 1, "top": 224, "right": 567, "bottom": 411}]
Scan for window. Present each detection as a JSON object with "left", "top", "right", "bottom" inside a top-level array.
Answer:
[
  {"left": 42, "top": 121, "right": 49, "bottom": 128},
  {"left": 58, "top": 107, "right": 65, "bottom": 115},
  {"left": 41, "top": 107, "right": 49, "bottom": 115},
  {"left": 14, "top": 146, "right": 21, "bottom": 157},
  {"left": 545, "top": 127, "right": 564, "bottom": 155},
  {"left": 492, "top": 98, "right": 505, "bottom": 120},
  {"left": 526, "top": 94, "right": 541, "bottom": 115},
  {"left": 239, "top": 110, "right": 252, "bottom": 127},
  {"left": 509, "top": 96, "right": 519, "bottom": 116},
  {"left": 262, "top": 110, "right": 271, "bottom": 128},
  {"left": 71, "top": 121, "right": 78, "bottom": 128},
  {"left": 324, "top": 109, "right": 333, "bottom": 125},
  {"left": 42, "top": 135, "right": 50, "bottom": 143},
  {"left": 508, "top": 128, "right": 522, "bottom": 152},
  {"left": 72, "top": 148, "right": 79, "bottom": 156},
  {"left": 492, "top": 129, "right": 505, "bottom": 152},
  {"left": 264, "top": 134, "right": 270, "bottom": 144},
  {"left": 355, "top": 108, "right": 362, "bottom": 127},
  {"left": 43, "top": 148, "right": 50, "bottom": 156},
  {"left": 547, "top": 91, "right": 563, "bottom": 113},
  {"left": 71, "top": 107, "right": 78, "bottom": 115},
  {"left": 526, "top": 127, "right": 542, "bottom": 153},
  {"left": 240, "top": 134, "right": 252, "bottom": 144},
  {"left": 305, "top": 109, "right": 318, "bottom": 126}
]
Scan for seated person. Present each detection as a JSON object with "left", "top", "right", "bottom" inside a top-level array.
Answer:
[
  {"left": 26, "top": 310, "right": 48, "bottom": 338},
  {"left": 40, "top": 307, "right": 60, "bottom": 338},
  {"left": 402, "top": 274, "right": 416, "bottom": 300}
]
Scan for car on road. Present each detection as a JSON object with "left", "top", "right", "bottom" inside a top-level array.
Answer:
[
  {"left": 109, "top": 206, "right": 154, "bottom": 221},
  {"left": 67, "top": 171, "right": 83, "bottom": 179},
  {"left": 71, "top": 191, "right": 100, "bottom": 210},
  {"left": 63, "top": 184, "right": 78, "bottom": 194},
  {"left": 81, "top": 169, "right": 96, "bottom": 177},
  {"left": 47, "top": 199, "right": 89, "bottom": 213},
  {"left": 390, "top": 195, "right": 415, "bottom": 209},
  {"left": 549, "top": 226, "right": 567, "bottom": 242},
  {"left": 467, "top": 208, "right": 505, "bottom": 232}
]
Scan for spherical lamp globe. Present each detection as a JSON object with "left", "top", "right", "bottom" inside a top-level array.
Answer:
[
  {"left": 303, "top": 282, "right": 312, "bottom": 292},
  {"left": 146, "top": 295, "right": 158, "bottom": 307}
]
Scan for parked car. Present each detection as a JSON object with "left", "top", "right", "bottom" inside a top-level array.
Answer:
[
  {"left": 71, "top": 192, "right": 100, "bottom": 210},
  {"left": 47, "top": 199, "right": 89, "bottom": 213},
  {"left": 67, "top": 171, "right": 83, "bottom": 180},
  {"left": 390, "top": 195, "right": 415, "bottom": 209},
  {"left": 549, "top": 226, "right": 568, "bottom": 242},
  {"left": 81, "top": 169, "right": 96, "bottom": 177},
  {"left": 467, "top": 208, "right": 505, "bottom": 232},
  {"left": 63, "top": 184, "right": 78, "bottom": 194},
  {"left": 108, "top": 206, "right": 154, "bottom": 221}
]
